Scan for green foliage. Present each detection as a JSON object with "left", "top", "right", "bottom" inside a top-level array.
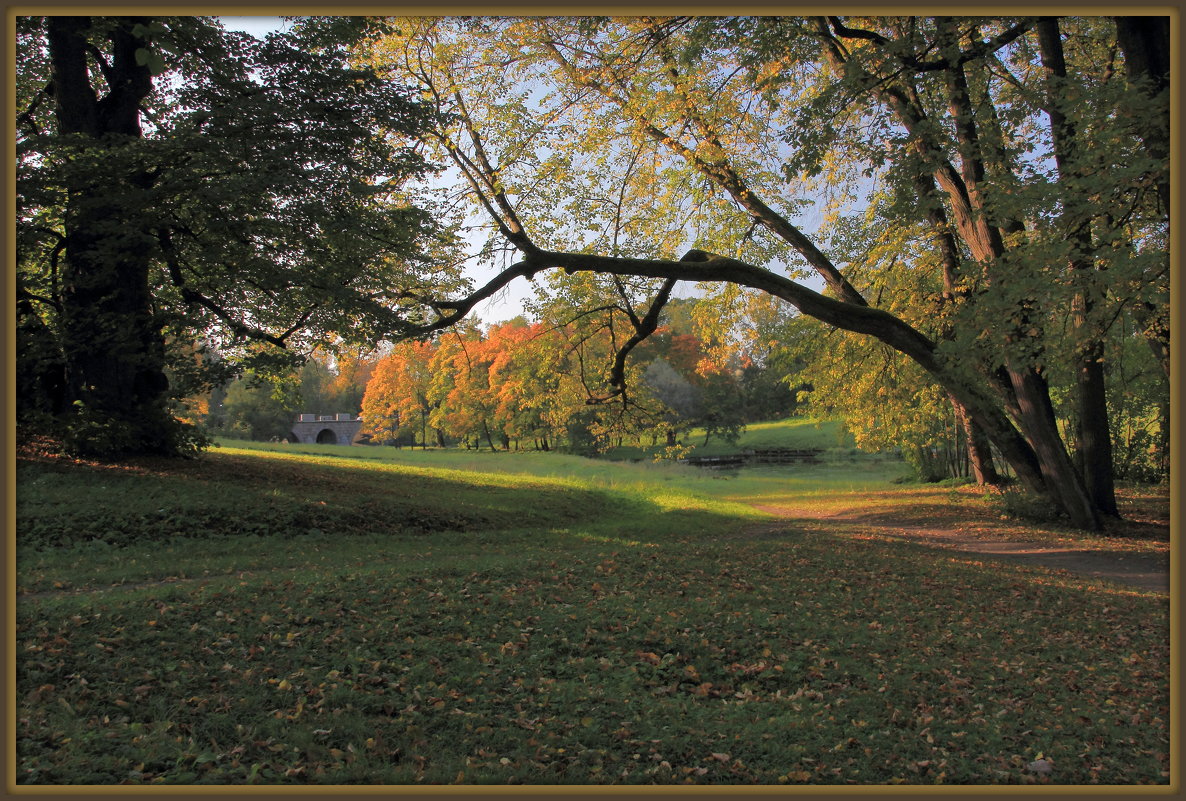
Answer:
[
  {"left": 216, "top": 373, "right": 299, "bottom": 443},
  {"left": 62, "top": 401, "right": 210, "bottom": 461},
  {"left": 1103, "top": 325, "right": 1169, "bottom": 484},
  {"left": 16, "top": 15, "right": 459, "bottom": 458}
]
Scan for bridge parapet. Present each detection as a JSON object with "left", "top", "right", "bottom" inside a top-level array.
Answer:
[{"left": 288, "top": 413, "right": 363, "bottom": 445}]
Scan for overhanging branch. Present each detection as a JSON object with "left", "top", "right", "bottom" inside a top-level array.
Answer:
[{"left": 417, "top": 246, "right": 939, "bottom": 370}]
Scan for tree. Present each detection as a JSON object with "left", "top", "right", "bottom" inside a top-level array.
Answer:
[
  {"left": 354, "top": 15, "right": 1168, "bottom": 530},
  {"left": 328, "top": 349, "right": 380, "bottom": 416},
  {"left": 484, "top": 320, "right": 563, "bottom": 450},
  {"left": 643, "top": 358, "right": 700, "bottom": 446},
  {"left": 642, "top": 333, "right": 746, "bottom": 447},
  {"left": 360, "top": 339, "right": 438, "bottom": 447},
  {"left": 16, "top": 15, "right": 456, "bottom": 457},
  {"left": 714, "top": 293, "right": 807, "bottom": 422},
  {"left": 526, "top": 271, "right": 677, "bottom": 452},
  {"left": 219, "top": 370, "right": 301, "bottom": 442},
  {"left": 425, "top": 325, "right": 498, "bottom": 450}
]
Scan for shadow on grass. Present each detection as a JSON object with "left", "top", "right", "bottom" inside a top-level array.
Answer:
[{"left": 16, "top": 446, "right": 756, "bottom": 552}]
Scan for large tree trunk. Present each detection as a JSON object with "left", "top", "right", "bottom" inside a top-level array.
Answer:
[
  {"left": 1036, "top": 17, "right": 1118, "bottom": 516},
  {"left": 59, "top": 191, "right": 172, "bottom": 455},
  {"left": 1004, "top": 367, "right": 1101, "bottom": 529},
  {"left": 933, "top": 18, "right": 1099, "bottom": 529},
  {"left": 1074, "top": 339, "right": 1118, "bottom": 514},
  {"left": 48, "top": 16, "right": 174, "bottom": 457}
]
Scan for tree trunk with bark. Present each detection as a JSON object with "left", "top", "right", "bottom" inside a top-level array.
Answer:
[
  {"left": 48, "top": 16, "right": 176, "bottom": 456},
  {"left": 1036, "top": 16, "right": 1118, "bottom": 516},
  {"left": 1114, "top": 16, "right": 1171, "bottom": 215}
]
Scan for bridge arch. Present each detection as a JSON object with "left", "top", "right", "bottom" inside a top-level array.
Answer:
[{"left": 288, "top": 413, "right": 363, "bottom": 445}]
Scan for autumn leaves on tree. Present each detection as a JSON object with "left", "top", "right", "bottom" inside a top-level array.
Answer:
[
  {"left": 351, "top": 16, "right": 1168, "bottom": 530},
  {"left": 359, "top": 300, "right": 766, "bottom": 454}
]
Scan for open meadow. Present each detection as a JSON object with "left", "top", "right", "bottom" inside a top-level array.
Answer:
[{"left": 15, "top": 437, "right": 1170, "bottom": 785}]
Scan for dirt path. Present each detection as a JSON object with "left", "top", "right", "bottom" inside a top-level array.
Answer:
[{"left": 753, "top": 505, "right": 1171, "bottom": 595}]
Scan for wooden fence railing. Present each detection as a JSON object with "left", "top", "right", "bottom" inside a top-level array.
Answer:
[{"left": 681, "top": 448, "right": 824, "bottom": 468}]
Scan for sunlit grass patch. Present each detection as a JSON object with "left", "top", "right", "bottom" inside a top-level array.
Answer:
[{"left": 599, "top": 416, "right": 858, "bottom": 460}]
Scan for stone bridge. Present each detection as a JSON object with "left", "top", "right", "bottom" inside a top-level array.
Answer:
[{"left": 288, "top": 413, "right": 364, "bottom": 445}]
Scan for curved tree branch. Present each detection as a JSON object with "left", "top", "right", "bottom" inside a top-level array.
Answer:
[
  {"left": 606, "top": 276, "right": 677, "bottom": 392},
  {"left": 157, "top": 227, "right": 298, "bottom": 348},
  {"left": 419, "top": 243, "right": 1048, "bottom": 497}
]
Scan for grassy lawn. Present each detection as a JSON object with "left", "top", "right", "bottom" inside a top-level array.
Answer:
[
  {"left": 14, "top": 439, "right": 1170, "bottom": 785},
  {"left": 601, "top": 416, "right": 857, "bottom": 460}
]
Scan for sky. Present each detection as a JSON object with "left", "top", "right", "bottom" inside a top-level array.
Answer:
[{"left": 219, "top": 16, "right": 291, "bottom": 38}]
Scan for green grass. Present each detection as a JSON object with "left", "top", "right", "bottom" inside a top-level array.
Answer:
[
  {"left": 15, "top": 440, "right": 1170, "bottom": 785},
  {"left": 601, "top": 416, "right": 857, "bottom": 461},
  {"left": 703, "top": 417, "right": 856, "bottom": 454}
]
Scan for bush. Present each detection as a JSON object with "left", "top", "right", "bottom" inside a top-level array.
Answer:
[
  {"left": 63, "top": 401, "right": 210, "bottom": 460},
  {"left": 984, "top": 485, "right": 1064, "bottom": 525},
  {"left": 902, "top": 445, "right": 946, "bottom": 483}
]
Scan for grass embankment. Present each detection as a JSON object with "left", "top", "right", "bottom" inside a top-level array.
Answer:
[
  {"left": 601, "top": 416, "right": 856, "bottom": 460},
  {"left": 15, "top": 440, "right": 1170, "bottom": 785}
]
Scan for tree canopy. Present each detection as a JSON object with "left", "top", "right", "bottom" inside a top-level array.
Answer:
[
  {"left": 16, "top": 15, "right": 462, "bottom": 455},
  {"left": 344, "top": 15, "right": 1169, "bottom": 530},
  {"left": 14, "top": 14, "right": 1171, "bottom": 532}
]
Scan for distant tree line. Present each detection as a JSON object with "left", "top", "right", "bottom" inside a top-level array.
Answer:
[
  {"left": 185, "top": 297, "right": 803, "bottom": 453},
  {"left": 357, "top": 300, "right": 800, "bottom": 454}
]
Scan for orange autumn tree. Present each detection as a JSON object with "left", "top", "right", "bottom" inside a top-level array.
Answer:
[
  {"left": 360, "top": 339, "right": 438, "bottom": 447},
  {"left": 426, "top": 325, "right": 502, "bottom": 450},
  {"left": 329, "top": 349, "right": 381, "bottom": 415},
  {"left": 485, "top": 321, "right": 566, "bottom": 451}
]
